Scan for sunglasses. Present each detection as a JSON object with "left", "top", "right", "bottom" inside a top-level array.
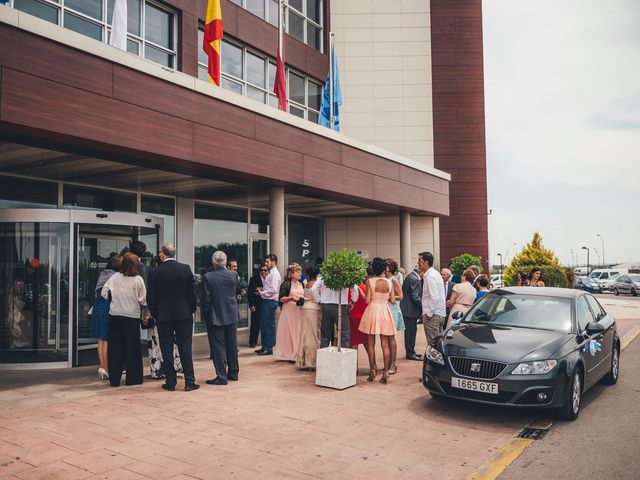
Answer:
[{"left": 260, "top": 269, "right": 268, "bottom": 272}]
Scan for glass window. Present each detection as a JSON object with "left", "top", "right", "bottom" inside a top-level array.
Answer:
[
  {"left": 288, "top": 216, "right": 323, "bottom": 267},
  {"left": 577, "top": 296, "right": 595, "bottom": 332},
  {"left": 585, "top": 295, "right": 605, "bottom": 322},
  {"left": 306, "top": 0, "right": 321, "bottom": 23},
  {"left": 289, "top": 0, "right": 303, "bottom": 11},
  {"left": 246, "top": 0, "right": 264, "bottom": 19},
  {"left": 63, "top": 186, "right": 136, "bottom": 212},
  {"left": 65, "top": 0, "right": 103, "bottom": 21},
  {"left": 194, "top": 204, "right": 249, "bottom": 332},
  {"left": 141, "top": 195, "right": 175, "bottom": 244},
  {"left": 64, "top": 12, "right": 103, "bottom": 41},
  {"left": 0, "top": 176, "right": 57, "bottom": 209},
  {"left": 268, "top": 0, "right": 279, "bottom": 26},
  {"left": 289, "top": 71, "right": 305, "bottom": 105},
  {"left": 290, "top": 104, "right": 305, "bottom": 118},
  {"left": 222, "top": 40, "right": 244, "bottom": 79},
  {"left": 222, "top": 77, "right": 244, "bottom": 95},
  {"left": 247, "top": 86, "right": 266, "bottom": 103},
  {"left": 13, "top": 0, "right": 175, "bottom": 68},
  {"left": 13, "top": 0, "right": 59, "bottom": 25},
  {"left": 308, "top": 80, "right": 322, "bottom": 111},
  {"left": 288, "top": 11, "right": 304, "bottom": 42},
  {"left": 246, "top": 51, "right": 266, "bottom": 88},
  {"left": 250, "top": 209, "right": 269, "bottom": 234}
]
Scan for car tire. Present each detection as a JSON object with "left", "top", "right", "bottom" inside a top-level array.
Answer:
[
  {"left": 614, "top": 288, "right": 619, "bottom": 296},
  {"left": 601, "top": 344, "right": 620, "bottom": 385},
  {"left": 559, "top": 367, "right": 582, "bottom": 421},
  {"left": 632, "top": 288, "right": 638, "bottom": 297}
]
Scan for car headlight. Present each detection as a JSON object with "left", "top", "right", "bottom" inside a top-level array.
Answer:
[
  {"left": 425, "top": 346, "right": 445, "bottom": 365},
  {"left": 511, "top": 359, "right": 557, "bottom": 375}
]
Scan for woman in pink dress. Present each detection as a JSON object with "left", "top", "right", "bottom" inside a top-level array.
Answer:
[
  {"left": 274, "top": 264, "right": 304, "bottom": 362},
  {"left": 358, "top": 257, "right": 397, "bottom": 384}
]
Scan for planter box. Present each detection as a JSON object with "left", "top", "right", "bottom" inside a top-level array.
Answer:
[{"left": 315, "top": 346, "right": 357, "bottom": 390}]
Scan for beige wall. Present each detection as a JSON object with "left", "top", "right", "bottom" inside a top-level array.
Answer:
[
  {"left": 326, "top": 215, "right": 436, "bottom": 271},
  {"left": 331, "top": 0, "right": 434, "bottom": 167}
]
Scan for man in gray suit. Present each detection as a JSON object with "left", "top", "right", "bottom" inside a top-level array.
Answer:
[
  {"left": 400, "top": 265, "right": 423, "bottom": 361},
  {"left": 201, "top": 251, "right": 240, "bottom": 385}
]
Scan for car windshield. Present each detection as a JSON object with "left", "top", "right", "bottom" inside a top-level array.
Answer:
[
  {"left": 631, "top": 275, "right": 640, "bottom": 282},
  {"left": 463, "top": 294, "right": 573, "bottom": 333},
  {"left": 588, "top": 272, "right": 600, "bottom": 279}
]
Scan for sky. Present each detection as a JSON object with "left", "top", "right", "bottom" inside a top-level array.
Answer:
[{"left": 482, "top": 1, "right": 640, "bottom": 268}]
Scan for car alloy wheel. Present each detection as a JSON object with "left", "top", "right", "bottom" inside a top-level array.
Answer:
[
  {"left": 602, "top": 345, "right": 620, "bottom": 385},
  {"left": 614, "top": 288, "right": 619, "bottom": 296},
  {"left": 560, "top": 368, "right": 582, "bottom": 420},
  {"left": 632, "top": 288, "right": 638, "bottom": 297},
  {"left": 572, "top": 373, "right": 581, "bottom": 415}
]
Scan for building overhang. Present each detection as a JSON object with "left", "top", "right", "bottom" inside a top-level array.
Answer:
[{"left": 0, "top": 7, "right": 450, "bottom": 216}]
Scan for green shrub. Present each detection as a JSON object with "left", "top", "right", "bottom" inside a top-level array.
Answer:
[
  {"left": 449, "top": 253, "right": 483, "bottom": 276},
  {"left": 320, "top": 249, "right": 368, "bottom": 292}
]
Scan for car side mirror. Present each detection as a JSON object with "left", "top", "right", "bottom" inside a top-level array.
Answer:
[
  {"left": 451, "top": 311, "right": 464, "bottom": 321},
  {"left": 585, "top": 321, "right": 605, "bottom": 336}
]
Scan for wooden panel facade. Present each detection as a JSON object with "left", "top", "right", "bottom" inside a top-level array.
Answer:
[
  {"left": 0, "top": 22, "right": 449, "bottom": 216},
  {"left": 431, "top": 0, "right": 489, "bottom": 271}
]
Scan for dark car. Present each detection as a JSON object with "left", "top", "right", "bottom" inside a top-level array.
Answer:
[
  {"left": 574, "top": 276, "right": 603, "bottom": 293},
  {"left": 612, "top": 274, "right": 640, "bottom": 296},
  {"left": 422, "top": 287, "right": 619, "bottom": 420}
]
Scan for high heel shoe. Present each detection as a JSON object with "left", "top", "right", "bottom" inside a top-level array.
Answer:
[
  {"left": 379, "top": 370, "right": 388, "bottom": 384},
  {"left": 389, "top": 362, "right": 398, "bottom": 375},
  {"left": 98, "top": 368, "right": 109, "bottom": 380},
  {"left": 367, "top": 369, "right": 377, "bottom": 382}
]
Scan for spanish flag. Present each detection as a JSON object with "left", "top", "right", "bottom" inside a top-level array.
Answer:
[{"left": 203, "top": 0, "right": 223, "bottom": 86}]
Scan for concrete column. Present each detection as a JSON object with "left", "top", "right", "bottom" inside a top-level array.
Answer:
[
  {"left": 400, "top": 211, "right": 412, "bottom": 273},
  {"left": 176, "top": 197, "right": 194, "bottom": 269},
  {"left": 433, "top": 216, "right": 441, "bottom": 270},
  {"left": 269, "top": 187, "right": 286, "bottom": 276}
]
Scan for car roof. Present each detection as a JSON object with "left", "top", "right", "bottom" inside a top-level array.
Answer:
[{"left": 493, "top": 286, "right": 584, "bottom": 299}]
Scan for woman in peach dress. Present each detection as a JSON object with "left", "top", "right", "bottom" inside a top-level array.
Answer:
[
  {"left": 358, "top": 257, "right": 397, "bottom": 384},
  {"left": 275, "top": 264, "right": 304, "bottom": 362}
]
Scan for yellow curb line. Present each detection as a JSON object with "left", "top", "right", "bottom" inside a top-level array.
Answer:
[
  {"left": 467, "top": 326, "right": 640, "bottom": 480},
  {"left": 621, "top": 325, "right": 640, "bottom": 351}
]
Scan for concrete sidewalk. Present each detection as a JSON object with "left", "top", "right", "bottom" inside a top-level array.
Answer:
[{"left": 1, "top": 299, "right": 636, "bottom": 480}]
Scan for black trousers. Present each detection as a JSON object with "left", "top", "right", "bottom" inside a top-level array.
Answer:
[
  {"left": 403, "top": 315, "right": 419, "bottom": 356},
  {"left": 320, "top": 304, "right": 350, "bottom": 349},
  {"left": 249, "top": 305, "right": 261, "bottom": 346},
  {"left": 157, "top": 318, "right": 196, "bottom": 388},
  {"left": 108, "top": 315, "right": 143, "bottom": 387},
  {"left": 206, "top": 323, "right": 239, "bottom": 381}
]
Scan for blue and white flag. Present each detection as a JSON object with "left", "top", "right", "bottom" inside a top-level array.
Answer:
[{"left": 318, "top": 45, "right": 342, "bottom": 131}]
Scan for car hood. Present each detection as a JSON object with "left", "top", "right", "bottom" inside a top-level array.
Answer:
[{"left": 439, "top": 323, "right": 573, "bottom": 364}]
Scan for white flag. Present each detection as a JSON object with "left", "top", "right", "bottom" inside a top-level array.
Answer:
[{"left": 109, "top": 0, "right": 127, "bottom": 51}]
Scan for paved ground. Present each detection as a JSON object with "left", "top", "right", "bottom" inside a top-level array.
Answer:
[
  {"left": 0, "top": 296, "right": 637, "bottom": 480},
  {"left": 499, "top": 327, "right": 640, "bottom": 479}
]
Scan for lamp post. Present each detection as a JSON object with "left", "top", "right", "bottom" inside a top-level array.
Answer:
[
  {"left": 505, "top": 242, "right": 518, "bottom": 265},
  {"left": 596, "top": 234, "right": 605, "bottom": 267},
  {"left": 594, "top": 248, "right": 601, "bottom": 267},
  {"left": 497, "top": 253, "right": 503, "bottom": 276},
  {"left": 570, "top": 248, "right": 575, "bottom": 268},
  {"left": 581, "top": 246, "right": 590, "bottom": 274}
]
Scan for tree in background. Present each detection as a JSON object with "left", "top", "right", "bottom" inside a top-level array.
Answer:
[
  {"left": 503, "top": 232, "right": 569, "bottom": 287},
  {"left": 449, "top": 253, "right": 483, "bottom": 276}
]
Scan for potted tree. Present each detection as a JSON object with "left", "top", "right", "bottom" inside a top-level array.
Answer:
[{"left": 315, "top": 248, "right": 367, "bottom": 390}]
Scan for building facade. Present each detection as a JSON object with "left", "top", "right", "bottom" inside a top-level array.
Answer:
[{"left": 0, "top": 0, "right": 487, "bottom": 369}]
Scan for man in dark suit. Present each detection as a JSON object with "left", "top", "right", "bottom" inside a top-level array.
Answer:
[
  {"left": 247, "top": 261, "right": 266, "bottom": 348},
  {"left": 201, "top": 250, "right": 240, "bottom": 385},
  {"left": 400, "top": 266, "right": 423, "bottom": 361},
  {"left": 147, "top": 243, "right": 199, "bottom": 392}
]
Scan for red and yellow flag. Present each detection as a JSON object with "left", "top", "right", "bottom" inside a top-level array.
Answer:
[{"left": 203, "top": 0, "right": 223, "bottom": 86}]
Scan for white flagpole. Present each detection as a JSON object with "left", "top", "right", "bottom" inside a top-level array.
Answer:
[
  {"left": 278, "top": 0, "right": 284, "bottom": 59},
  {"left": 329, "top": 32, "right": 334, "bottom": 131},
  {"left": 109, "top": 0, "right": 128, "bottom": 51}
]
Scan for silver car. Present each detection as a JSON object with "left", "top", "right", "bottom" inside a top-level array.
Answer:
[{"left": 612, "top": 274, "right": 640, "bottom": 296}]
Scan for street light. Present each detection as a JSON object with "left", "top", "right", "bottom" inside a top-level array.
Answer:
[
  {"left": 596, "top": 234, "right": 605, "bottom": 267},
  {"left": 594, "top": 248, "right": 601, "bottom": 267},
  {"left": 581, "top": 246, "right": 590, "bottom": 274},
  {"left": 497, "top": 253, "right": 503, "bottom": 275},
  {"left": 506, "top": 242, "right": 518, "bottom": 265}
]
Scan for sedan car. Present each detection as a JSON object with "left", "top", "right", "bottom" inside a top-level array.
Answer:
[
  {"left": 574, "top": 276, "right": 603, "bottom": 293},
  {"left": 612, "top": 274, "right": 640, "bottom": 296},
  {"left": 422, "top": 287, "right": 619, "bottom": 420}
]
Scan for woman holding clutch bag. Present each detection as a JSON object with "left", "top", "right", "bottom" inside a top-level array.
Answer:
[{"left": 274, "top": 263, "right": 304, "bottom": 362}]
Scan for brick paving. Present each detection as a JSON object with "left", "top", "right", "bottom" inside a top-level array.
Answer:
[{"left": 1, "top": 298, "right": 636, "bottom": 480}]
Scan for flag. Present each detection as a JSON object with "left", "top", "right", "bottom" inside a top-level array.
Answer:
[
  {"left": 274, "top": 49, "right": 287, "bottom": 111},
  {"left": 203, "top": 0, "right": 224, "bottom": 86},
  {"left": 109, "top": 0, "right": 127, "bottom": 51},
  {"left": 318, "top": 45, "right": 342, "bottom": 131}
]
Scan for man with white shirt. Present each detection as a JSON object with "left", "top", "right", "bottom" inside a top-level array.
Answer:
[
  {"left": 311, "top": 276, "right": 359, "bottom": 349},
  {"left": 418, "top": 251, "right": 446, "bottom": 344},
  {"left": 256, "top": 253, "right": 281, "bottom": 356}
]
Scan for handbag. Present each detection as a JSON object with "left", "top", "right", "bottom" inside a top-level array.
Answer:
[{"left": 295, "top": 297, "right": 305, "bottom": 307}]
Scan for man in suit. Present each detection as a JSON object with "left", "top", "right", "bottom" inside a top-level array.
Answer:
[
  {"left": 247, "top": 261, "right": 266, "bottom": 348},
  {"left": 147, "top": 243, "right": 199, "bottom": 392},
  {"left": 201, "top": 251, "right": 240, "bottom": 385},
  {"left": 400, "top": 265, "right": 423, "bottom": 361}
]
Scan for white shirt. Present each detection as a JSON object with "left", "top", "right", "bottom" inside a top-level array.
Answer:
[
  {"left": 310, "top": 275, "right": 359, "bottom": 305},
  {"left": 422, "top": 267, "right": 446, "bottom": 318},
  {"left": 102, "top": 273, "right": 147, "bottom": 318},
  {"left": 260, "top": 266, "right": 282, "bottom": 301}
]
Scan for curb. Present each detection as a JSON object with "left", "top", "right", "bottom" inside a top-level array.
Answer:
[{"left": 465, "top": 326, "right": 640, "bottom": 480}]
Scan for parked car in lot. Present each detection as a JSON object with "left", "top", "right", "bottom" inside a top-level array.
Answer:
[
  {"left": 612, "top": 274, "right": 640, "bottom": 296},
  {"left": 589, "top": 269, "right": 626, "bottom": 286},
  {"left": 602, "top": 274, "right": 621, "bottom": 292},
  {"left": 491, "top": 274, "right": 503, "bottom": 289},
  {"left": 574, "top": 276, "right": 603, "bottom": 293},
  {"left": 422, "top": 287, "right": 619, "bottom": 420}
]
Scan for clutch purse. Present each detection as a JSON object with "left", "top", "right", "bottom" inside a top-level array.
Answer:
[{"left": 295, "top": 297, "right": 305, "bottom": 307}]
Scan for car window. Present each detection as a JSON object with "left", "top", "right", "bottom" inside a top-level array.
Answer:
[
  {"left": 601, "top": 273, "right": 608, "bottom": 279},
  {"left": 585, "top": 295, "right": 605, "bottom": 321},
  {"left": 611, "top": 272, "right": 619, "bottom": 276},
  {"left": 576, "top": 296, "right": 594, "bottom": 332}
]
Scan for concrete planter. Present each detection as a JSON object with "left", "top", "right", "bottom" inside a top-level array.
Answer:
[{"left": 315, "top": 346, "right": 357, "bottom": 390}]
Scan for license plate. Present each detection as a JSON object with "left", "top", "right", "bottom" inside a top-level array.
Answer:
[{"left": 451, "top": 376, "right": 499, "bottom": 394}]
